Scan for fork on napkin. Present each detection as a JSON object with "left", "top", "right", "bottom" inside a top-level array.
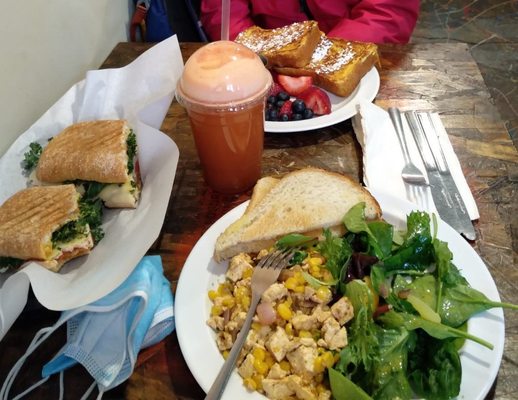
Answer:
[{"left": 352, "top": 101, "right": 479, "bottom": 221}]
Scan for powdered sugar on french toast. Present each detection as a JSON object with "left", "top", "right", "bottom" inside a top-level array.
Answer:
[
  {"left": 236, "top": 22, "right": 312, "bottom": 53},
  {"left": 310, "top": 37, "right": 355, "bottom": 74}
]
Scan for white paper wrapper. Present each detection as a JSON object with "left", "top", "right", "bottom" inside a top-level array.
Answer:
[
  {"left": 0, "top": 35, "right": 184, "bottom": 341},
  {"left": 352, "top": 101, "right": 479, "bottom": 220}
]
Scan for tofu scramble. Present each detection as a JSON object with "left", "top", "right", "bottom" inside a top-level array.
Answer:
[{"left": 207, "top": 249, "right": 354, "bottom": 400}]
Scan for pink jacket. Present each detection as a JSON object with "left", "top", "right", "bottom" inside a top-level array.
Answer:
[{"left": 200, "top": 0, "right": 419, "bottom": 44}]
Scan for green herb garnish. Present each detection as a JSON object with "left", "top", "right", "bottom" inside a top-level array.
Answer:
[
  {"left": 23, "top": 142, "right": 43, "bottom": 172},
  {"left": 126, "top": 129, "right": 137, "bottom": 174}
]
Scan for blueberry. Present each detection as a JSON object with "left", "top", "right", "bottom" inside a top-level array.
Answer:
[
  {"left": 303, "top": 108, "right": 314, "bottom": 119},
  {"left": 292, "top": 99, "right": 306, "bottom": 114},
  {"left": 277, "top": 91, "right": 290, "bottom": 101},
  {"left": 292, "top": 113, "right": 303, "bottom": 121},
  {"left": 267, "top": 95, "right": 277, "bottom": 105},
  {"left": 268, "top": 108, "right": 279, "bottom": 121},
  {"left": 276, "top": 100, "right": 285, "bottom": 108},
  {"left": 280, "top": 113, "right": 290, "bottom": 121}
]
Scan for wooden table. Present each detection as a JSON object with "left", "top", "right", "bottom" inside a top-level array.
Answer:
[{"left": 0, "top": 42, "right": 516, "bottom": 400}]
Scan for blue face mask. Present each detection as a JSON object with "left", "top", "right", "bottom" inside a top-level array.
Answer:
[{"left": 0, "top": 255, "right": 174, "bottom": 400}]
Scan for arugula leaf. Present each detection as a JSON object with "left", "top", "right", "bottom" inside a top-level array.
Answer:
[
  {"left": 23, "top": 142, "right": 43, "bottom": 172},
  {"left": 343, "top": 203, "right": 387, "bottom": 259}
]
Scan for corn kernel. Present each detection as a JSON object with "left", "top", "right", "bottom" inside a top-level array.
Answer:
[
  {"left": 299, "top": 330, "right": 312, "bottom": 338},
  {"left": 308, "top": 257, "right": 323, "bottom": 268},
  {"left": 285, "top": 277, "right": 297, "bottom": 290},
  {"left": 208, "top": 290, "right": 218, "bottom": 301},
  {"left": 277, "top": 302, "right": 292, "bottom": 320},
  {"left": 293, "top": 285, "right": 305, "bottom": 293},
  {"left": 221, "top": 295, "right": 235, "bottom": 308},
  {"left": 322, "top": 351, "right": 335, "bottom": 368},
  {"left": 316, "top": 286, "right": 332, "bottom": 302},
  {"left": 242, "top": 267, "right": 253, "bottom": 279},
  {"left": 315, "top": 373, "right": 324, "bottom": 383},
  {"left": 294, "top": 271, "right": 306, "bottom": 285},
  {"left": 285, "top": 323, "right": 293, "bottom": 336},
  {"left": 252, "top": 374, "right": 264, "bottom": 391},
  {"left": 222, "top": 350, "right": 229, "bottom": 359},
  {"left": 252, "top": 347, "right": 266, "bottom": 361},
  {"left": 279, "top": 360, "right": 291, "bottom": 372},
  {"left": 310, "top": 265, "right": 321, "bottom": 278},
  {"left": 265, "top": 353, "right": 275, "bottom": 368},
  {"left": 217, "top": 282, "right": 231, "bottom": 295},
  {"left": 313, "top": 357, "right": 325, "bottom": 373},
  {"left": 211, "top": 305, "right": 223, "bottom": 316},
  {"left": 252, "top": 322, "right": 261, "bottom": 331},
  {"left": 243, "top": 377, "right": 257, "bottom": 390},
  {"left": 253, "top": 359, "right": 269, "bottom": 375}
]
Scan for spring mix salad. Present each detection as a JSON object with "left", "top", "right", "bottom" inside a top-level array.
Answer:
[
  {"left": 208, "top": 202, "right": 517, "bottom": 400},
  {"left": 279, "top": 202, "right": 517, "bottom": 400}
]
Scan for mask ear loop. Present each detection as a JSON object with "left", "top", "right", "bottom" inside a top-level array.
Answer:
[{"left": 0, "top": 325, "right": 55, "bottom": 400}]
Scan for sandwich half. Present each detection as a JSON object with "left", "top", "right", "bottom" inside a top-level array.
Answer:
[
  {"left": 34, "top": 120, "right": 141, "bottom": 208},
  {"left": 214, "top": 168, "right": 382, "bottom": 262},
  {"left": 0, "top": 184, "right": 97, "bottom": 272}
]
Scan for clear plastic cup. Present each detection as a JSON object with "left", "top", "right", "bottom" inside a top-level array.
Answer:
[{"left": 176, "top": 41, "right": 272, "bottom": 194}]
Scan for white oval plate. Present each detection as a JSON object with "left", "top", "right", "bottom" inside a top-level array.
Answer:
[
  {"left": 175, "top": 191, "right": 504, "bottom": 400},
  {"left": 264, "top": 67, "right": 380, "bottom": 133}
]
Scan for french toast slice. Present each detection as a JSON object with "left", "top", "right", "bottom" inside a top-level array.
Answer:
[
  {"left": 235, "top": 21, "right": 321, "bottom": 68},
  {"left": 275, "top": 36, "right": 379, "bottom": 98}
]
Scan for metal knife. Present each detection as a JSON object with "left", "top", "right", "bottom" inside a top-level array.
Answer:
[{"left": 405, "top": 111, "right": 476, "bottom": 240}]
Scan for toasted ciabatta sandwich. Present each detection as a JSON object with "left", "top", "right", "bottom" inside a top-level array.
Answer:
[
  {"left": 275, "top": 36, "right": 379, "bottom": 98},
  {"left": 235, "top": 21, "right": 321, "bottom": 68},
  {"left": 214, "top": 168, "right": 381, "bottom": 262},
  {"left": 0, "top": 185, "right": 98, "bottom": 272},
  {"left": 33, "top": 120, "right": 141, "bottom": 208}
]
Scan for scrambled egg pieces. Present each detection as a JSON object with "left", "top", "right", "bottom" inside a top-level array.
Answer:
[{"left": 207, "top": 250, "right": 354, "bottom": 400}]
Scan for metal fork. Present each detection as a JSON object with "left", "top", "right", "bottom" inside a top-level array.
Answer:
[
  {"left": 205, "top": 247, "right": 297, "bottom": 400},
  {"left": 388, "top": 107, "right": 428, "bottom": 206}
]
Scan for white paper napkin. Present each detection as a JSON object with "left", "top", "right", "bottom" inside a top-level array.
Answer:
[
  {"left": 0, "top": 35, "right": 184, "bottom": 341},
  {"left": 352, "top": 101, "right": 479, "bottom": 220}
]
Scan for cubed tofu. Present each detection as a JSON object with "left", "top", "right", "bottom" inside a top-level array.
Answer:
[
  {"left": 226, "top": 253, "right": 253, "bottom": 282},
  {"left": 312, "top": 305, "right": 332, "bottom": 323},
  {"left": 262, "top": 378, "right": 295, "bottom": 400},
  {"left": 237, "top": 353, "right": 255, "bottom": 379},
  {"left": 331, "top": 296, "right": 354, "bottom": 325},
  {"left": 262, "top": 283, "right": 288, "bottom": 303},
  {"left": 207, "top": 315, "right": 224, "bottom": 331},
  {"left": 216, "top": 331, "right": 233, "bottom": 351},
  {"left": 292, "top": 312, "right": 318, "bottom": 331},
  {"left": 321, "top": 317, "right": 348, "bottom": 350},
  {"left": 267, "top": 363, "right": 289, "bottom": 379},
  {"left": 288, "top": 375, "right": 318, "bottom": 400},
  {"left": 266, "top": 326, "right": 291, "bottom": 362},
  {"left": 286, "top": 345, "right": 318, "bottom": 378}
]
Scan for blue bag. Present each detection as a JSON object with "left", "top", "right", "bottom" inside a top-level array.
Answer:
[{"left": 131, "top": 0, "right": 173, "bottom": 42}]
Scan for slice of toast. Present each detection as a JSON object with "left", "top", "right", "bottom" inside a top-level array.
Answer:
[
  {"left": 214, "top": 168, "right": 381, "bottom": 262},
  {"left": 275, "top": 36, "right": 379, "bottom": 98},
  {"left": 235, "top": 21, "right": 321, "bottom": 68}
]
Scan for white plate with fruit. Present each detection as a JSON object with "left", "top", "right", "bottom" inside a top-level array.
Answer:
[{"left": 264, "top": 67, "right": 380, "bottom": 133}]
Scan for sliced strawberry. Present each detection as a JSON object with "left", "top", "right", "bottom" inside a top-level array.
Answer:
[
  {"left": 269, "top": 82, "right": 284, "bottom": 97},
  {"left": 298, "top": 86, "right": 332, "bottom": 115},
  {"left": 277, "top": 75, "right": 313, "bottom": 96},
  {"left": 279, "top": 100, "right": 293, "bottom": 119}
]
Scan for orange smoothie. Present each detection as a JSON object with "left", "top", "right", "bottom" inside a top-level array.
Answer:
[{"left": 176, "top": 41, "right": 272, "bottom": 194}]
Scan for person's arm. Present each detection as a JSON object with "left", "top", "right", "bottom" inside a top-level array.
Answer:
[
  {"left": 325, "top": 0, "right": 420, "bottom": 44},
  {"left": 200, "top": 0, "right": 255, "bottom": 41}
]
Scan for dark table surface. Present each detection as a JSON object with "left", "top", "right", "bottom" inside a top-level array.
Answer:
[{"left": 1, "top": 42, "right": 517, "bottom": 400}]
